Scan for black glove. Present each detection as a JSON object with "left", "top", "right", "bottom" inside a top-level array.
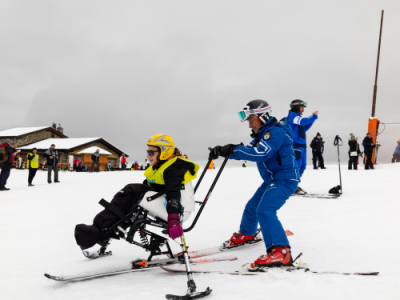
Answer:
[
  {"left": 219, "top": 144, "right": 238, "bottom": 157},
  {"left": 209, "top": 144, "right": 241, "bottom": 160},
  {"left": 209, "top": 146, "right": 222, "bottom": 160}
]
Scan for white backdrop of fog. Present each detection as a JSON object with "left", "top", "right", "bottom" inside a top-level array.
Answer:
[{"left": 1, "top": 0, "right": 400, "bottom": 166}]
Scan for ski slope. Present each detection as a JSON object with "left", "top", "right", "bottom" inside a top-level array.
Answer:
[{"left": 1, "top": 163, "right": 399, "bottom": 300}]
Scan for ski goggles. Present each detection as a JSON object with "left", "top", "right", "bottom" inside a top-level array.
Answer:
[
  {"left": 238, "top": 106, "right": 272, "bottom": 122},
  {"left": 290, "top": 101, "right": 307, "bottom": 108},
  {"left": 146, "top": 150, "right": 159, "bottom": 157}
]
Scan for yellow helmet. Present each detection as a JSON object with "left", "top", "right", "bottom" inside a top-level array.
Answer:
[{"left": 147, "top": 134, "right": 175, "bottom": 160}]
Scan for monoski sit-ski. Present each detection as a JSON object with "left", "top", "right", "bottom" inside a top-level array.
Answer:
[{"left": 45, "top": 157, "right": 230, "bottom": 300}]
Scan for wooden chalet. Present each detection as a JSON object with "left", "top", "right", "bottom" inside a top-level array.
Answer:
[{"left": 0, "top": 124, "right": 128, "bottom": 170}]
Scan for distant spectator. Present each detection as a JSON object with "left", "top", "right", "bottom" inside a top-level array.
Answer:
[
  {"left": 90, "top": 149, "right": 100, "bottom": 172},
  {"left": 362, "top": 133, "right": 376, "bottom": 170},
  {"left": 0, "top": 139, "right": 20, "bottom": 191},
  {"left": 317, "top": 137, "right": 325, "bottom": 168},
  {"left": 120, "top": 154, "right": 127, "bottom": 170},
  {"left": 18, "top": 156, "right": 22, "bottom": 169},
  {"left": 348, "top": 134, "right": 361, "bottom": 170},
  {"left": 27, "top": 148, "right": 39, "bottom": 186},
  {"left": 73, "top": 158, "right": 80, "bottom": 171},
  {"left": 145, "top": 159, "right": 150, "bottom": 170},
  {"left": 392, "top": 140, "right": 400, "bottom": 163},
  {"left": 78, "top": 161, "right": 84, "bottom": 172},
  {"left": 44, "top": 144, "right": 60, "bottom": 183},
  {"left": 242, "top": 161, "right": 247, "bottom": 167},
  {"left": 310, "top": 132, "right": 326, "bottom": 169},
  {"left": 107, "top": 161, "right": 112, "bottom": 171}
]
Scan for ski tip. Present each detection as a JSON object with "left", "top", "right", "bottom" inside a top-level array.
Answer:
[
  {"left": 358, "top": 272, "right": 379, "bottom": 276},
  {"left": 44, "top": 273, "right": 58, "bottom": 280},
  {"left": 285, "top": 230, "right": 294, "bottom": 236}
]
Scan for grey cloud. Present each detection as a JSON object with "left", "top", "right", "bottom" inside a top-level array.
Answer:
[{"left": 1, "top": 0, "right": 400, "bottom": 165}]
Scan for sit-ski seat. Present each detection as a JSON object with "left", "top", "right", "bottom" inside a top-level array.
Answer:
[{"left": 139, "top": 182, "right": 195, "bottom": 222}]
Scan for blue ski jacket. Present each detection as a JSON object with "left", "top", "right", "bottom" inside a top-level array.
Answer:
[
  {"left": 230, "top": 118, "right": 300, "bottom": 184},
  {"left": 394, "top": 145, "right": 400, "bottom": 155},
  {"left": 287, "top": 111, "right": 318, "bottom": 148}
]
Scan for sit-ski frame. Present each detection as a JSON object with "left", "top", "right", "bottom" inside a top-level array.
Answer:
[{"left": 84, "top": 157, "right": 229, "bottom": 263}]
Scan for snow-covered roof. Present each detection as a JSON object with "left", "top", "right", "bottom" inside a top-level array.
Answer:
[
  {"left": 76, "top": 146, "right": 112, "bottom": 156},
  {"left": 18, "top": 137, "right": 128, "bottom": 156},
  {"left": 18, "top": 138, "right": 100, "bottom": 150},
  {"left": 0, "top": 126, "right": 51, "bottom": 137}
]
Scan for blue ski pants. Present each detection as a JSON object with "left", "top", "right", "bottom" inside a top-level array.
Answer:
[
  {"left": 296, "top": 147, "right": 307, "bottom": 177},
  {"left": 240, "top": 180, "right": 297, "bottom": 251}
]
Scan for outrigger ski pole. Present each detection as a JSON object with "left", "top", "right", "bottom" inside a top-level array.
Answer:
[
  {"left": 184, "top": 155, "right": 229, "bottom": 232},
  {"left": 165, "top": 214, "right": 212, "bottom": 300}
]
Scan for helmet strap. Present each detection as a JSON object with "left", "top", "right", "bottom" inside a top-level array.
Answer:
[{"left": 258, "top": 113, "right": 270, "bottom": 124}]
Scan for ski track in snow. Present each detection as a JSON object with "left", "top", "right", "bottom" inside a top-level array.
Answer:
[{"left": 0, "top": 164, "right": 399, "bottom": 300}]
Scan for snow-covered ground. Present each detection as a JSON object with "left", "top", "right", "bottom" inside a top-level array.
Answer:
[{"left": 1, "top": 163, "right": 399, "bottom": 300}]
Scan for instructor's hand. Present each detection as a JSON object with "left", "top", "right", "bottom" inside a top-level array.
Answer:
[
  {"left": 219, "top": 144, "right": 238, "bottom": 157},
  {"left": 209, "top": 146, "right": 222, "bottom": 160},
  {"left": 313, "top": 111, "right": 319, "bottom": 116}
]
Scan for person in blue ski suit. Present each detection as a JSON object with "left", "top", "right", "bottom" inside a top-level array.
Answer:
[
  {"left": 209, "top": 99, "right": 300, "bottom": 269},
  {"left": 287, "top": 100, "right": 318, "bottom": 193}
]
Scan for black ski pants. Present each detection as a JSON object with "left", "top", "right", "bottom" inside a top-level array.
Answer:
[
  {"left": 312, "top": 151, "right": 324, "bottom": 168},
  {"left": 48, "top": 165, "right": 59, "bottom": 182},
  {"left": 90, "top": 161, "right": 99, "bottom": 172},
  {"left": 348, "top": 156, "right": 358, "bottom": 170},
  {"left": 28, "top": 168, "right": 38, "bottom": 184},
  {"left": 365, "top": 151, "right": 374, "bottom": 169},
  {"left": 0, "top": 162, "right": 11, "bottom": 188}
]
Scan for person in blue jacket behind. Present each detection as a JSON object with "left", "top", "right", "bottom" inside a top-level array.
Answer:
[
  {"left": 287, "top": 99, "right": 319, "bottom": 195},
  {"left": 209, "top": 99, "right": 300, "bottom": 270}
]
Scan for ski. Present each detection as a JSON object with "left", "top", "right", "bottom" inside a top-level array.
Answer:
[
  {"left": 309, "top": 271, "right": 379, "bottom": 276},
  {"left": 161, "top": 267, "right": 379, "bottom": 276},
  {"left": 45, "top": 266, "right": 161, "bottom": 282},
  {"left": 44, "top": 256, "right": 237, "bottom": 282},
  {"left": 162, "top": 252, "right": 379, "bottom": 276},
  {"left": 162, "top": 267, "right": 263, "bottom": 276},
  {"left": 294, "top": 193, "right": 340, "bottom": 199}
]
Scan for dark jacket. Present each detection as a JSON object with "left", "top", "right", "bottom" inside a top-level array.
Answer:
[
  {"left": 362, "top": 137, "right": 376, "bottom": 153},
  {"left": 1, "top": 144, "right": 17, "bottom": 164},
  {"left": 310, "top": 137, "right": 324, "bottom": 152},
  {"left": 44, "top": 148, "right": 59, "bottom": 165},
  {"left": 348, "top": 140, "right": 361, "bottom": 155},
  {"left": 91, "top": 154, "right": 100, "bottom": 162},
  {"left": 143, "top": 159, "right": 195, "bottom": 214}
]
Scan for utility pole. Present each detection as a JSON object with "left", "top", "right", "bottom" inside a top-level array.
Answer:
[{"left": 371, "top": 10, "right": 384, "bottom": 118}]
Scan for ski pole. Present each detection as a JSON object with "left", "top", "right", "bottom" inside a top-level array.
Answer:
[
  {"left": 333, "top": 135, "right": 343, "bottom": 194},
  {"left": 165, "top": 214, "right": 211, "bottom": 299},
  {"left": 193, "top": 158, "right": 212, "bottom": 194},
  {"left": 184, "top": 155, "right": 229, "bottom": 232}
]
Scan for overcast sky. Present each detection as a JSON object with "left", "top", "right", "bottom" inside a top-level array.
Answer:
[{"left": 1, "top": 0, "right": 400, "bottom": 165}]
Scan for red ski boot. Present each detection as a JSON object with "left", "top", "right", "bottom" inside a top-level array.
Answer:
[
  {"left": 222, "top": 228, "right": 262, "bottom": 250},
  {"left": 248, "top": 246, "right": 293, "bottom": 271}
]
